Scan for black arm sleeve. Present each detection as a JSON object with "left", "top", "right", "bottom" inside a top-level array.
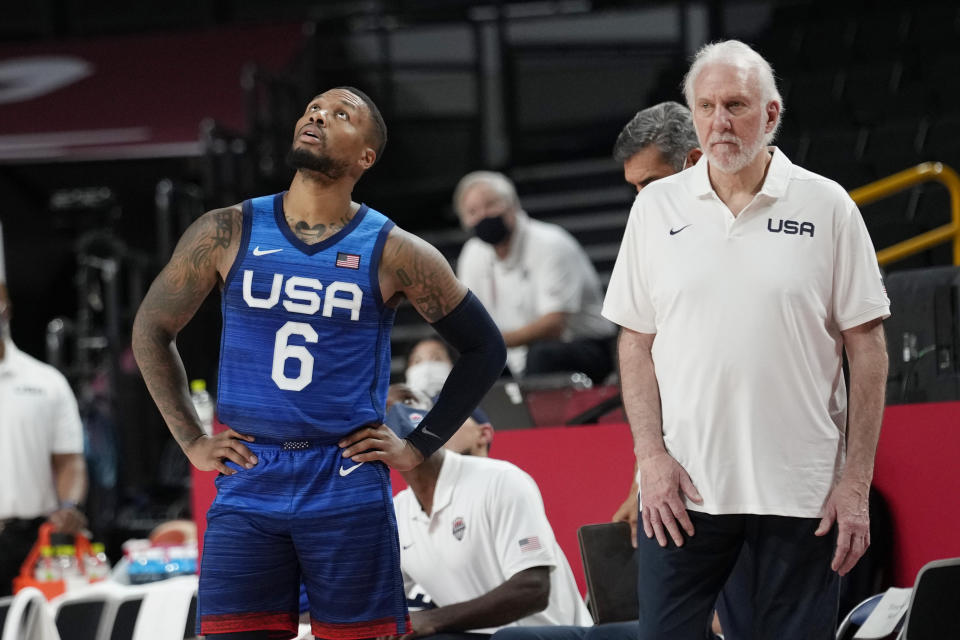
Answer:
[{"left": 405, "top": 291, "right": 507, "bottom": 458}]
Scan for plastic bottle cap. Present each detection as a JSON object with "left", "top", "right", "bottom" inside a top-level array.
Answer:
[{"left": 190, "top": 379, "right": 207, "bottom": 393}]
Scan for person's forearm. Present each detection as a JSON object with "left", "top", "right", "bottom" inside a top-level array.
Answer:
[
  {"left": 617, "top": 329, "right": 666, "bottom": 460},
  {"left": 131, "top": 208, "right": 235, "bottom": 452},
  {"left": 842, "top": 321, "right": 889, "bottom": 484},
  {"left": 421, "top": 567, "right": 550, "bottom": 632},
  {"left": 52, "top": 454, "right": 87, "bottom": 506},
  {"left": 502, "top": 312, "right": 566, "bottom": 348},
  {"left": 406, "top": 292, "right": 506, "bottom": 458},
  {"left": 132, "top": 315, "right": 205, "bottom": 449}
]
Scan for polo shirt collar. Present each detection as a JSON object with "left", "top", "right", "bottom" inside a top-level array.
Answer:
[
  {"left": 408, "top": 450, "right": 463, "bottom": 522},
  {"left": 687, "top": 146, "right": 792, "bottom": 201},
  {"left": 431, "top": 450, "right": 462, "bottom": 515},
  {"left": 499, "top": 210, "right": 529, "bottom": 270},
  {"left": 0, "top": 338, "right": 20, "bottom": 377},
  {"left": 757, "top": 146, "right": 791, "bottom": 199},
  {"left": 688, "top": 152, "right": 715, "bottom": 198}
]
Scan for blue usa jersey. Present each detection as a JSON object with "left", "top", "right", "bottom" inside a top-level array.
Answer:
[{"left": 217, "top": 193, "right": 396, "bottom": 440}]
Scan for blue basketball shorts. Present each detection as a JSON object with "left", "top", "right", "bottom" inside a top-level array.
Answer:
[{"left": 197, "top": 438, "right": 410, "bottom": 639}]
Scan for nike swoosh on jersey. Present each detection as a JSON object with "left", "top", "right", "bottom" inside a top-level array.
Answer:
[
  {"left": 253, "top": 246, "right": 283, "bottom": 256},
  {"left": 421, "top": 427, "right": 441, "bottom": 439},
  {"left": 339, "top": 462, "right": 365, "bottom": 477},
  {"left": 669, "top": 224, "right": 692, "bottom": 235}
]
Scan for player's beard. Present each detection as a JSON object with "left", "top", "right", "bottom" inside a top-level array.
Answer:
[
  {"left": 286, "top": 144, "right": 349, "bottom": 181},
  {"left": 705, "top": 118, "right": 768, "bottom": 175}
]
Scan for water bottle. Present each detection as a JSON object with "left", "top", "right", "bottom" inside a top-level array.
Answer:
[
  {"left": 127, "top": 547, "right": 167, "bottom": 585},
  {"left": 85, "top": 542, "right": 111, "bottom": 582},
  {"left": 164, "top": 544, "right": 198, "bottom": 577},
  {"left": 56, "top": 544, "right": 86, "bottom": 591},
  {"left": 190, "top": 379, "right": 215, "bottom": 436},
  {"left": 34, "top": 546, "right": 61, "bottom": 582}
]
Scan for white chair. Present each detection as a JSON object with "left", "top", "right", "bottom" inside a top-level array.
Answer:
[
  {"left": 48, "top": 576, "right": 196, "bottom": 640},
  {"left": 130, "top": 576, "right": 197, "bottom": 640},
  {"left": 49, "top": 581, "right": 129, "bottom": 640},
  {"left": 1, "top": 586, "right": 60, "bottom": 640},
  {"left": 0, "top": 596, "right": 14, "bottom": 633},
  {"left": 103, "top": 589, "right": 145, "bottom": 640}
]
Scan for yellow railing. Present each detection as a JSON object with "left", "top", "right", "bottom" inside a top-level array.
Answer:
[{"left": 849, "top": 162, "right": 960, "bottom": 267}]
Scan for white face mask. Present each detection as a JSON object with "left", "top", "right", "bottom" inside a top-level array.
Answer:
[{"left": 405, "top": 360, "right": 453, "bottom": 398}]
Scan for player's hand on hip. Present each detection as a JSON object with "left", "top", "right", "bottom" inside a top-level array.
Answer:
[
  {"left": 612, "top": 480, "right": 640, "bottom": 548},
  {"left": 637, "top": 451, "right": 702, "bottom": 547},
  {"left": 815, "top": 476, "right": 871, "bottom": 576},
  {"left": 339, "top": 424, "right": 425, "bottom": 471},
  {"left": 183, "top": 429, "right": 257, "bottom": 474}
]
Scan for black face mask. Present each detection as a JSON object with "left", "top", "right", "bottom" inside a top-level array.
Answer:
[{"left": 473, "top": 215, "right": 511, "bottom": 245}]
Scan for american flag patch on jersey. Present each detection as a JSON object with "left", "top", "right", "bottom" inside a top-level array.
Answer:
[
  {"left": 336, "top": 252, "right": 361, "bottom": 269},
  {"left": 519, "top": 536, "right": 541, "bottom": 552}
]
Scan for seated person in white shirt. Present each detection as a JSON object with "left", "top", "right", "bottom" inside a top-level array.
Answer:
[
  {"left": 453, "top": 172, "right": 616, "bottom": 384},
  {"left": 386, "top": 385, "right": 591, "bottom": 639}
]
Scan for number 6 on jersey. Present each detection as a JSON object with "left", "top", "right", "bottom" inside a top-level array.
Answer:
[{"left": 272, "top": 321, "right": 318, "bottom": 391}]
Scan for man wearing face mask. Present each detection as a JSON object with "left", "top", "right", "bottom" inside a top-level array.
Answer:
[{"left": 454, "top": 172, "right": 616, "bottom": 384}]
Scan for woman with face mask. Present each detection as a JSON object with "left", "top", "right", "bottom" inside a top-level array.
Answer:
[{"left": 404, "top": 338, "right": 455, "bottom": 399}]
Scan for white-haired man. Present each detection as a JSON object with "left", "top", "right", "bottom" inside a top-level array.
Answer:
[
  {"left": 602, "top": 40, "right": 889, "bottom": 638},
  {"left": 454, "top": 172, "right": 616, "bottom": 384}
]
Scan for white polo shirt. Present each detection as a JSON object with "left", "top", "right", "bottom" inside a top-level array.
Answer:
[
  {"left": 603, "top": 148, "right": 890, "bottom": 517},
  {"left": 394, "top": 452, "right": 591, "bottom": 632},
  {"left": 457, "top": 211, "right": 615, "bottom": 375},
  {"left": 0, "top": 339, "right": 84, "bottom": 519}
]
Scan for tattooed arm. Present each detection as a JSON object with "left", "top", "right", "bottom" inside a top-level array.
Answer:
[
  {"left": 340, "top": 227, "right": 505, "bottom": 467},
  {"left": 132, "top": 206, "right": 257, "bottom": 475},
  {"left": 379, "top": 227, "right": 467, "bottom": 321}
]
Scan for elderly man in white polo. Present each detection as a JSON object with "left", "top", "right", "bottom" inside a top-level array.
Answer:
[{"left": 602, "top": 40, "right": 890, "bottom": 638}]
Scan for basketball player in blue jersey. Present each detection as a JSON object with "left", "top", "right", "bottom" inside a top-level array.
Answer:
[{"left": 132, "top": 87, "right": 507, "bottom": 640}]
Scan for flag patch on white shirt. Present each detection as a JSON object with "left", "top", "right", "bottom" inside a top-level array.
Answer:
[{"left": 519, "top": 536, "right": 541, "bottom": 552}]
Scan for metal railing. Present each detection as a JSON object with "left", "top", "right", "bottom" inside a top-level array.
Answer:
[{"left": 849, "top": 162, "right": 960, "bottom": 267}]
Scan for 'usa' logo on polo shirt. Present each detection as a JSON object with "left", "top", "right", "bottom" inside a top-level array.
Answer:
[
  {"left": 767, "top": 219, "right": 815, "bottom": 237},
  {"left": 452, "top": 517, "right": 466, "bottom": 541}
]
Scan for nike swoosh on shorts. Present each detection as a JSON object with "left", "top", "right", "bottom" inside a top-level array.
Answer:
[{"left": 339, "top": 462, "right": 365, "bottom": 477}]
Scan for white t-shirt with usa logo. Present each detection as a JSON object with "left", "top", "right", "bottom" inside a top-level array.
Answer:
[
  {"left": 394, "top": 451, "right": 592, "bottom": 631},
  {"left": 603, "top": 148, "right": 890, "bottom": 518}
]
